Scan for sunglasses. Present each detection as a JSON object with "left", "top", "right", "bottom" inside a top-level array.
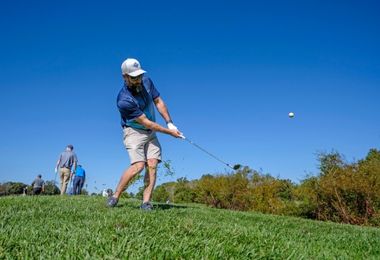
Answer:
[{"left": 129, "top": 75, "right": 142, "bottom": 81}]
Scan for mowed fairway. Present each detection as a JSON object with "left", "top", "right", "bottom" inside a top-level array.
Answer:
[{"left": 1, "top": 196, "right": 379, "bottom": 259}]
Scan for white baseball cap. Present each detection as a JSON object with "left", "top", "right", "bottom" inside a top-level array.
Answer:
[{"left": 121, "top": 58, "right": 146, "bottom": 77}]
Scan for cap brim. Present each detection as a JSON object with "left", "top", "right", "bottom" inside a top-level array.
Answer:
[{"left": 127, "top": 69, "right": 146, "bottom": 77}]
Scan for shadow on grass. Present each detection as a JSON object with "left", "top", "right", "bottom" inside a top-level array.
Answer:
[
  {"left": 153, "top": 203, "right": 188, "bottom": 210},
  {"left": 104, "top": 198, "right": 190, "bottom": 210},
  {"left": 124, "top": 203, "right": 189, "bottom": 210}
]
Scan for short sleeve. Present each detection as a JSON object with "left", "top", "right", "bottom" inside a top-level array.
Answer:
[
  {"left": 118, "top": 98, "right": 144, "bottom": 121},
  {"left": 144, "top": 77, "right": 160, "bottom": 100},
  {"left": 73, "top": 153, "right": 78, "bottom": 163}
]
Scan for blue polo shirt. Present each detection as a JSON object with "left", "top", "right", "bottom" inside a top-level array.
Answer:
[
  {"left": 117, "top": 75, "right": 160, "bottom": 130},
  {"left": 75, "top": 166, "right": 86, "bottom": 177}
]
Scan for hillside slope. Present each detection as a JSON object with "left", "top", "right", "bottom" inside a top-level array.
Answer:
[{"left": 0, "top": 196, "right": 379, "bottom": 259}]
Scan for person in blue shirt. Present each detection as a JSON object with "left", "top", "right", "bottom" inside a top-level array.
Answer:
[
  {"left": 107, "top": 58, "right": 183, "bottom": 210},
  {"left": 72, "top": 165, "right": 86, "bottom": 195}
]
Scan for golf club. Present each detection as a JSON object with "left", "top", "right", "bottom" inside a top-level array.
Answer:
[
  {"left": 67, "top": 178, "right": 73, "bottom": 195},
  {"left": 181, "top": 136, "right": 241, "bottom": 170},
  {"left": 54, "top": 171, "right": 57, "bottom": 186}
]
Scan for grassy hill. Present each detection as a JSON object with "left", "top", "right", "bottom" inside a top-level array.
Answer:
[{"left": 1, "top": 196, "right": 379, "bottom": 259}]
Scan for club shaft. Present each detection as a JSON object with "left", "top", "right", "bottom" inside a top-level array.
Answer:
[{"left": 184, "top": 138, "right": 233, "bottom": 169}]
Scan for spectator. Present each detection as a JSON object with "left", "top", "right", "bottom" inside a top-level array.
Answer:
[
  {"left": 72, "top": 165, "right": 86, "bottom": 195},
  {"left": 31, "top": 174, "right": 45, "bottom": 195},
  {"left": 55, "top": 144, "right": 78, "bottom": 195}
]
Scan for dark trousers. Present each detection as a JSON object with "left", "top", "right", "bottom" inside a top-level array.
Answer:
[
  {"left": 33, "top": 187, "right": 42, "bottom": 195},
  {"left": 73, "top": 176, "right": 85, "bottom": 195}
]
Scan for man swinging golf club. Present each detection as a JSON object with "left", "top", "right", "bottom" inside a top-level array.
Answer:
[{"left": 107, "top": 58, "right": 183, "bottom": 210}]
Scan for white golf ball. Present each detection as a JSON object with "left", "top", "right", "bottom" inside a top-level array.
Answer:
[{"left": 288, "top": 112, "right": 295, "bottom": 118}]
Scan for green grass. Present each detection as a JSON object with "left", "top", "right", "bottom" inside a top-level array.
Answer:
[{"left": 0, "top": 196, "right": 379, "bottom": 259}]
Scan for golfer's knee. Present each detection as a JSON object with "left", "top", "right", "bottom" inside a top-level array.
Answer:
[
  {"left": 147, "top": 166, "right": 157, "bottom": 173},
  {"left": 132, "top": 162, "right": 145, "bottom": 175},
  {"left": 147, "top": 159, "right": 158, "bottom": 172}
]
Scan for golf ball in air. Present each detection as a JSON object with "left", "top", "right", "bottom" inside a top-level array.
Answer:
[{"left": 288, "top": 112, "right": 295, "bottom": 118}]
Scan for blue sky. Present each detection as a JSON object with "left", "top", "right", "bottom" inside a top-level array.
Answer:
[{"left": 0, "top": 1, "right": 379, "bottom": 193}]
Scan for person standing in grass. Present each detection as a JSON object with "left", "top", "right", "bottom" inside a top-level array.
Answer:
[
  {"left": 55, "top": 144, "right": 78, "bottom": 195},
  {"left": 107, "top": 58, "right": 183, "bottom": 210},
  {"left": 72, "top": 165, "right": 86, "bottom": 195},
  {"left": 31, "top": 174, "right": 45, "bottom": 195}
]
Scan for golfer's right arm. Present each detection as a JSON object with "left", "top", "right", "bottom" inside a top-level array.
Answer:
[
  {"left": 55, "top": 158, "right": 60, "bottom": 173},
  {"left": 135, "top": 114, "right": 182, "bottom": 138}
]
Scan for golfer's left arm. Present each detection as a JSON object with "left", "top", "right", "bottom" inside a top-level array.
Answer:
[
  {"left": 154, "top": 97, "right": 173, "bottom": 124},
  {"left": 72, "top": 156, "right": 78, "bottom": 175},
  {"left": 55, "top": 157, "right": 61, "bottom": 173}
]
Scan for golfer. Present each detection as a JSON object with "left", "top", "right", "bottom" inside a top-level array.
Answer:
[
  {"left": 107, "top": 58, "right": 183, "bottom": 210},
  {"left": 55, "top": 144, "right": 78, "bottom": 195}
]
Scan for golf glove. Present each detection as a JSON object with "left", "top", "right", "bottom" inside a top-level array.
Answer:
[
  {"left": 54, "top": 167, "right": 58, "bottom": 173},
  {"left": 167, "top": 122, "right": 178, "bottom": 130},
  {"left": 167, "top": 122, "right": 185, "bottom": 139}
]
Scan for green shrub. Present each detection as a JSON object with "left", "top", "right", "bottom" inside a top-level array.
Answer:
[{"left": 299, "top": 149, "right": 380, "bottom": 226}]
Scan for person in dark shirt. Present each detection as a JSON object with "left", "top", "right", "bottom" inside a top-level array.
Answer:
[
  {"left": 31, "top": 174, "right": 45, "bottom": 195},
  {"left": 55, "top": 144, "right": 78, "bottom": 195}
]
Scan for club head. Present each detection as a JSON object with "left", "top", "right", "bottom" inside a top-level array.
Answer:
[{"left": 232, "top": 164, "right": 242, "bottom": 170}]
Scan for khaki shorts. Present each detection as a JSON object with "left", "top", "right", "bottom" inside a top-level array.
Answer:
[{"left": 123, "top": 127, "right": 162, "bottom": 164}]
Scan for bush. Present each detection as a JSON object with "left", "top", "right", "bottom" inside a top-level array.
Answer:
[
  {"left": 193, "top": 168, "right": 296, "bottom": 212},
  {"left": 164, "top": 149, "right": 380, "bottom": 227},
  {"left": 0, "top": 182, "right": 27, "bottom": 196},
  {"left": 194, "top": 173, "right": 251, "bottom": 210},
  {"left": 152, "top": 185, "right": 170, "bottom": 202},
  {"left": 298, "top": 150, "right": 380, "bottom": 226},
  {"left": 44, "top": 181, "right": 60, "bottom": 195}
]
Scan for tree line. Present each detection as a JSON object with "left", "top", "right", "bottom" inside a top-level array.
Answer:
[
  {"left": 150, "top": 149, "right": 380, "bottom": 227},
  {"left": 0, "top": 181, "right": 60, "bottom": 196},
  {"left": 2, "top": 149, "right": 379, "bottom": 226},
  {"left": 0, "top": 181, "right": 90, "bottom": 196}
]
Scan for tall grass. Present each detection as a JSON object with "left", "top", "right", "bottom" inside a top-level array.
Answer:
[{"left": 0, "top": 196, "right": 379, "bottom": 259}]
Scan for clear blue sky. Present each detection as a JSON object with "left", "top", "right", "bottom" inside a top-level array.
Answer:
[{"left": 1, "top": 1, "right": 379, "bottom": 193}]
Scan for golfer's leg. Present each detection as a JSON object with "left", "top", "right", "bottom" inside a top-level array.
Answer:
[
  {"left": 59, "top": 169, "right": 65, "bottom": 195},
  {"left": 143, "top": 159, "right": 158, "bottom": 203},
  {"left": 72, "top": 177, "right": 78, "bottom": 195},
  {"left": 78, "top": 177, "right": 84, "bottom": 194},
  {"left": 114, "top": 162, "right": 145, "bottom": 199},
  {"left": 72, "top": 177, "right": 76, "bottom": 195},
  {"left": 117, "top": 127, "right": 149, "bottom": 199},
  {"left": 143, "top": 164, "right": 150, "bottom": 187},
  {"left": 62, "top": 170, "right": 70, "bottom": 195}
]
